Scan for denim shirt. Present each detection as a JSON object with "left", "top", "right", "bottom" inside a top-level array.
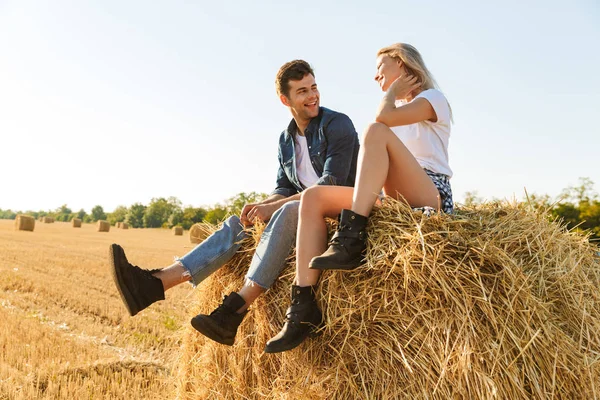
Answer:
[{"left": 272, "top": 107, "right": 359, "bottom": 198}]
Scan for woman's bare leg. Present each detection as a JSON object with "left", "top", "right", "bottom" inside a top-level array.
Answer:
[
  {"left": 295, "top": 186, "right": 354, "bottom": 286},
  {"left": 153, "top": 263, "right": 191, "bottom": 291},
  {"left": 236, "top": 280, "right": 264, "bottom": 312},
  {"left": 352, "top": 122, "right": 439, "bottom": 216}
]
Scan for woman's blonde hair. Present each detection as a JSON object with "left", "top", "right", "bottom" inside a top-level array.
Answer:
[{"left": 378, "top": 43, "right": 452, "bottom": 120}]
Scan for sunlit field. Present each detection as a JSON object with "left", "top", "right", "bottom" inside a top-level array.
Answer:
[{"left": 0, "top": 219, "right": 196, "bottom": 399}]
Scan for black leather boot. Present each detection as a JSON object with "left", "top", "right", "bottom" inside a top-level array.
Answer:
[
  {"left": 264, "top": 285, "right": 322, "bottom": 353},
  {"left": 191, "top": 292, "right": 248, "bottom": 346},
  {"left": 109, "top": 244, "right": 165, "bottom": 316},
  {"left": 309, "top": 209, "right": 368, "bottom": 271}
]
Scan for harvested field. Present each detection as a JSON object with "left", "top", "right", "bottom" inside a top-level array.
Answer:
[{"left": 0, "top": 220, "right": 197, "bottom": 399}]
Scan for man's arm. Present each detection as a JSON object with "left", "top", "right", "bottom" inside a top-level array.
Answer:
[
  {"left": 315, "top": 114, "right": 359, "bottom": 186},
  {"left": 240, "top": 149, "right": 300, "bottom": 225},
  {"left": 241, "top": 193, "right": 302, "bottom": 226}
]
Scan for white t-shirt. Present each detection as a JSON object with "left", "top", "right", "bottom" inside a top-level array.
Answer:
[
  {"left": 295, "top": 134, "right": 320, "bottom": 188},
  {"left": 391, "top": 88, "right": 452, "bottom": 177}
]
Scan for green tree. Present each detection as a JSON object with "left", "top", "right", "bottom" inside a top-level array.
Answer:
[
  {"left": 181, "top": 206, "right": 207, "bottom": 230},
  {"left": 225, "top": 192, "right": 268, "bottom": 215},
  {"left": 54, "top": 204, "right": 73, "bottom": 222},
  {"left": 204, "top": 206, "right": 228, "bottom": 225},
  {"left": 108, "top": 205, "right": 128, "bottom": 226},
  {"left": 77, "top": 209, "right": 87, "bottom": 220},
  {"left": 91, "top": 205, "right": 107, "bottom": 222},
  {"left": 126, "top": 203, "right": 146, "bottom": 228},
  {"left": 143, "top": 197, "right": 183, "bottom": 228},
  {"left": 0, "top": 209, "right": 17, "bottom": 219}
]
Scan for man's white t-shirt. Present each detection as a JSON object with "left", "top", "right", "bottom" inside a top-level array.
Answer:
[
  {"left": 295, "top": 134, "right": 320, "bottom": 189},
  {"left": 391, "top": 88, "right": 452, "bottom": 177}
]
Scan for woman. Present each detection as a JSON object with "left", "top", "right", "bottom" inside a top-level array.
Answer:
[{"left": 264, "top": 43, "right": 454, "bottom": 353}]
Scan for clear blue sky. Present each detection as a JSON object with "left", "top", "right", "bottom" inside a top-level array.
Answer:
[{"left": 1, "top": 1, "right": 599, "bottom": 212}]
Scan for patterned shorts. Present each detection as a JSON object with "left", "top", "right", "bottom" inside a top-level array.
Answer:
[{"left": 424, "top": 169, "right": 454, "bottom": 214}]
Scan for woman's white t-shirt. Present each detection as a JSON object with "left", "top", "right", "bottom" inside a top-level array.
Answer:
[
  {"left": 294, "top": 134, "right": 320, "bottom": 189},
  {"left": 390, "top": 88, "right": 452, "bottom": 177}
]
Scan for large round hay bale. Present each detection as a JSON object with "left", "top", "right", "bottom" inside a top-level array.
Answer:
[
  {"left": 177, "top": 199, "right": 600, "bottom": 399},
  {"left": 189, "top": 223, "right": 216, "bottom": 244},
  {"left": 15, "top": 215, "right": 35, "bottom": 232},
  {"left": 173, "top": 226, "right": 183, "bottom": 236},
  {"left": 120, "top": 222, "right": 129, "bottom": 230},
  {"left": 97, "top": 220, "right": 110, "bottom": 232},
  {"left": 72, "top": 218, "right": 82, "bottom": 228}
]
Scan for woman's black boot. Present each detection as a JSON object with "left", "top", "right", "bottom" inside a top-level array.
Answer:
[
  {"left": 264, "top": 285, "right": 322, "bottom": 353},
  {"left": 309, "top": 209, "right": 368, "bottom": 271}
]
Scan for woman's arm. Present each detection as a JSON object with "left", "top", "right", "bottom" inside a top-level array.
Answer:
[{"left": 375, "top": 75, "right": 436, "bottom": 127}]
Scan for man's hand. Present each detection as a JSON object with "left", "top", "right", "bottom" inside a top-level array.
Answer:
[
  {"left": 240, "top": 202, "right": 278, "bottom": 226},
  {"left": 388, "top": 74, "right": 421, "bottom": 101}
]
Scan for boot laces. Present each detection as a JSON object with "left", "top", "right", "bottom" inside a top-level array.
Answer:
[
  {"left": 209, "top": 297, "right": 234, "bottom": 321},
  {"left": 127, "top": 261, "right": 159, "bottom": 281}
]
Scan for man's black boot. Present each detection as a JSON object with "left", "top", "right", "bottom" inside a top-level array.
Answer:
[
  {"left": 309, "top": 209, "right": 369, "bottom": 271},
  {"left": 109, "top": 243, "right": 165, "bottom": 316},
  {"left": 264, "top": 285, "right": 322, "bottom": 353},
  {"left": 191, "top": 292, "right": 248, "bottom": 346}
]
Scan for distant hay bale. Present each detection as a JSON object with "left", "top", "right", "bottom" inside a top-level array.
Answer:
[
  {"left": 120, "top": 222, "right": 129, "bottom": 230},
  {"left": 189, "top": 223, "right": 216, "bottom": 244},
  {"left": 173, "top": 226, "right": 183, "bottom": 236},
  {"left": 15, "top": 215, "right": 35, "bottom": 232},
  {"left": 97, "top": 220, "right": 110, "bottom": 232},
  {"left": 177, "top": 199, "right": 600, "bottom": 399},
  {"left": 116, "top": 222, "right": 121, "bottom": 228},
  {"left": 72, "top": 218, "right": 82, "bottom": 228},
  {"left": 42, "top": 216, "right": 54, "bottom": 223}
]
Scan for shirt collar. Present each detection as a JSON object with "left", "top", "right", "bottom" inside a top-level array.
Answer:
[{"left": 285, "top": 107, "right": 323, "bottom": 138}]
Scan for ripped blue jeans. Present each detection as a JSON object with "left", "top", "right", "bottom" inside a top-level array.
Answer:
[{"left": 177, "top": 201, "right": 299, "bottom": 289}]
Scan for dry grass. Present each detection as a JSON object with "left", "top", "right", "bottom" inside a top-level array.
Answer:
[
  {"left": 177, "top": 200, "right": 600, "bottom": 399},
  {"left": 0, "top": 220, "right": 199, "bottom": 399},
  {"left": 15, "top": 215, "right": 35, "bottom": 232},
  {"left": 97, "top": 220, "right": 110, "bottom": 232},
  {"left": 189, "top": 223, "right": 214, "bottom": 244}
]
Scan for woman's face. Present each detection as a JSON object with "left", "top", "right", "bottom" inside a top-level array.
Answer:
[{"left": 374, "top": 54, "right": 402, "bottom": 92}]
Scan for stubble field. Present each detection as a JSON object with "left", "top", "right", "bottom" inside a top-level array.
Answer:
[{"left": 0, "top": 219, "right": 196, "bottom": 399}]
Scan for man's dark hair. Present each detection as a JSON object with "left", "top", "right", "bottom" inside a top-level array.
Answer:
[{"left": 275, "top": 60, "right": 315, "bottom": 98}]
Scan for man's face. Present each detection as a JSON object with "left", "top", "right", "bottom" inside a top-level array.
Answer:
[{"left": 282, "top": 74, "right": 320, "bottom": 121}]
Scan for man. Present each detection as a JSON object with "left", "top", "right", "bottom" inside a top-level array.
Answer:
[{"left": 109, "top": 60, "right": 359, "bottom": 346}]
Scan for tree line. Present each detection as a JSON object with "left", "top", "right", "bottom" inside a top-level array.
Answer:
[
  {"left": 0, "top": 192, "right": 267, "bottom": 230},
  {"left": 2, "top": 179, "right": 600, "bottom": 241}
]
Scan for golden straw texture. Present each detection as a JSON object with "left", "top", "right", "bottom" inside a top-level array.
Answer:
[
  {"left": 97, "top": 220, "right": 110, "bottom": 232},
  {"left": 15, "top": 215, "right": 35, "bottom": 232},
  {"left": 177, "top": 200, "right": 600, "bottom": 399},
  {"left": 189, "top": 223, "right": 216, "bottom": 244}
]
